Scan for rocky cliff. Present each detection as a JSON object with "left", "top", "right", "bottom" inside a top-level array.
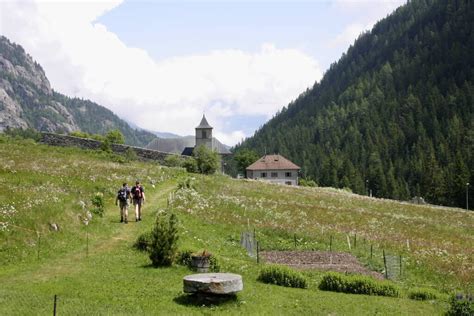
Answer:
[{"left": 0, "top": 36, "right": 155, "bottom": 146}]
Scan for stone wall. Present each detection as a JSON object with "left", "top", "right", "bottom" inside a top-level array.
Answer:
[{"left": 40, "top": 132, "right": 186, "bottom": 163}]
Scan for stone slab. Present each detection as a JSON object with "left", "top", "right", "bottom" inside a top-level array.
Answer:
[{"left": 183, "top": 273, "right": 243, "bottom": 295}]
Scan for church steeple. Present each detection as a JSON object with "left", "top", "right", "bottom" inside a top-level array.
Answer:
[
  {"left": 195, "top": 114, "right": 213, "bottom": 150},
  {"left": 196, "top": 114, "right": 212, "bottom": 129}
]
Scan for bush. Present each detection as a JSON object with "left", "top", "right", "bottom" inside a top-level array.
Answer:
[
  {"left": 182, "top": 157, "right": 198, "bottom": 173},
  {"left": 164, "top": 155, "right": 184, "bottom": 167},
  {"left": 209, "top": 254, "right": 221, "bottom": 272},
  {"left": 105, "top": 129, "right": 125, "bottom": 144},
  {"left": 193, "top": 145, "right": 220, "bottom": 174},
  {"left": 177, "top": 177, "right": 195, "bottom": 190},
  {"left": 257, "top": 265, "right": 307, "bottom": 289},
  {"left": 124, "top": 147, "right": 138, "bottom": 162},
  {"left": 408, "top": 288, "right": 440, "bottom": 301},
  {"left": 133, "top": 231, "right": 152, "bottom": 252},
  {"left": 176, "top": 249, "right": 193, "bottom": 266},
  {"left": 177, "top": 249, "right": 220, "bottom": 272},
  {"left": 90, "top": 193, "right": 105, "bottom": 217},
  {"left": 319, "top": 272, "right": 400, "bottom": 297},
  {"left": 4, "top": 127, "right": 41, "bottom": 141},
  {"left": 447, "top": 294, "right": 474, "bottom": 316},
  {"left": 299, "top": 178, "right": 317, "bottom": 187},
  {"left": 148, "top": 212, "right": 179, "bottom": 267}
]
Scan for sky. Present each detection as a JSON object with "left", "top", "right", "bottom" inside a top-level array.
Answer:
[{"left": 0, "top": 0, "right": 405, "bottom": 145}]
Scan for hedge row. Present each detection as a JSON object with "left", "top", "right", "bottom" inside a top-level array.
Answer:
[
  {"left": 257, "top": 265, "right": 308, "bottom": 289},
  {"left": 318, "top": 272, "right": 400, "bottom": 297}
]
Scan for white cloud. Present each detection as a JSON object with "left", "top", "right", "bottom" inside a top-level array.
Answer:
[
  {"left": 0, "top": 0, "right": 322, "bottom": 145},
  {"left": 329, "top": 0, "right": 405, "bottom": 49}
]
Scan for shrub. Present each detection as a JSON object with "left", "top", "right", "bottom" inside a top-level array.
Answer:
[
  {"left": 124, "top": 147, "right": 138, "bottom": 162},
  {"left": 257, "top": 265, "right": 307, "bottom": 289},
  {"left": 177, "top": 177, "right": 195, "bottom": 190},
  {"left": 408, "top": 288, "right": 440, "bottom": 301},
  {"left": 4, "top": 127, "right": 41, "bottom": 141},
  {"left": 105, "top": 129, "right": 125, "bottom": 144},
  {"left": 447, "top": 294, "right": 474, "bottom": 316},
  {"left": 182, "top": 157, "right": 198, "bottom": 173},
  {"left": 299, "top": 178, "right": 317, "bottom": 187},
  {"left": 177, "top": 249, "right": 220, "bottom": 272},
  {"left": 176, "top": 249, "right": 193, "bottom": 266},
  {"left": 90, "top": 193, "right": 105, "bottom": 217},
  {"left": 193, "top": 145, "right": 220, "bottom": 174},
  {"left": 209, "top": 254, "right": 221, "bottom": 272},
  {"left": 164, "top": 155, "right": 184, "bottom": 167},
  {"left": 133, "top": 231, "right": 152, "bottom": 252},
  {"left": 319, "top": 272, "right": 400, "bottom": 297},
  {"left": 148, "top": 212, "right": 179, "bottom": 267}
]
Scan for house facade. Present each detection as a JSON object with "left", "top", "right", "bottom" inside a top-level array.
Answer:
[{"left": 246, "top": 154, "right": 300, "bottom": 186}]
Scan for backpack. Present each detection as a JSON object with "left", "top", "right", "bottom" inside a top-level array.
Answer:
[
  {"left": 132, "top": 186, "right": 142, "bottom": 199},
  {"left": 117, "top": 188, "right": 128, "bottom": 202}
]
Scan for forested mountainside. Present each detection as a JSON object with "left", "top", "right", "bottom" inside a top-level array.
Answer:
[
  {"left": 0, "top": 36, "right": 156, "bottom": 146},
  {"left": 237, "top": 0, "right": 473, "bottom": 208}
]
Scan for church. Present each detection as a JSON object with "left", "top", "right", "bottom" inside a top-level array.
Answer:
[{"left": 181, "top": 115, "right": 231, "bottom": 156}]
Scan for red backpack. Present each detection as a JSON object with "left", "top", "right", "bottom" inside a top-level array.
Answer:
[{"left": 133, "top": 186, "right": 142, "bottom": 199}]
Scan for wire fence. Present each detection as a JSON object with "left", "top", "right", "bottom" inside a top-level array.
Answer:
[{"left": 241, "top": 228, "right": 405, "bottom": 280}]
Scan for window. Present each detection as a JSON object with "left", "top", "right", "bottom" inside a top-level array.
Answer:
[
  {"left": 285, "top": 181, "right": 292, "bottom": 185},
  {"left": 202, "top": 130, "right": 207, "bottom": 139},
  {"left": 271, "top": 172, "right": 278, "bottom": 178},
  {"left": 260, "top": 172, "right": 267, "bottom": 178},
  {"left": 285, "top": 172, "right": 292, "bottom": 177}
]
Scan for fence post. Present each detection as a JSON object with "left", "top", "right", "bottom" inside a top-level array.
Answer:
[
  {"left": 256, "top": 241, "right": 260, "bottom": 264},
  {"left": 329, "top": 235, "right": 333, "bottom": 252},
  {"left": 370, "top": 244, "right": 373, "bottom": 259},
  {"left": 346, "top": 235, "right": 351, "bottom": 250},
  {"left": 383, "top": 249, "right": 388, "bottom": 279},
  {"left": 354, "top": 233, "right": 357, "bottom": 249},
  {"left": 294, "top": 234, "right": 297, "bottom": 249},
  {"left": 399, "top": 254, "right": 402, "bottom": 277},
  {"left": 53, "top": 294, "right": 57, "bottom": 316}
]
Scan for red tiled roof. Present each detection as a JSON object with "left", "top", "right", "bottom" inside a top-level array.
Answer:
[{"left": 246, "top": 154, "right": 300, "bottom": 171}]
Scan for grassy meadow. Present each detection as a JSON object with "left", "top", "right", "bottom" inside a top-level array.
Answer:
[{"left": 0, "top": 135, "right": 472, "bottom": 315}]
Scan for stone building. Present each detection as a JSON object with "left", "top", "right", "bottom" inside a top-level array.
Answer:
[
  {"left": 246, "top": 154, "right": 300, "bottom": 185},
  {"left": 181, "top": 114, "right": 231, "bottom": 156}
]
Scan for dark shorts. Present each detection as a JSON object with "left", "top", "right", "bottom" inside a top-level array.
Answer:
[
  {"left": 119, "top": 200, "right": 129, "bottom": 208},
  {"left": 133, "top": 198, "right": 143, "bottom": 206}
]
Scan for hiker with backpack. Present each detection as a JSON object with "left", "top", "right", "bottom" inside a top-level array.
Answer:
[
  {"left": 115, "top": 182, "right": 131, "bottom": 224},
  {"left": 131, "top": 180, "right": 145, "bottom": 221}
]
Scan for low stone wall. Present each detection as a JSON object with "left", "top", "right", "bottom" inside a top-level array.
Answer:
[{"left": 40, "top": 132, "right": 186, "bottom": 163}]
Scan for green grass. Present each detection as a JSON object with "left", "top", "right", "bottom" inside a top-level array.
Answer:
[{"left": 0, "top": 135, "right": 467, "bottom": 314}]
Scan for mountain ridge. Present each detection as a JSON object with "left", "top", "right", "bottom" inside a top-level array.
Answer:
[{"left": 0, "top": 35, "right": 156, "bottom": 147}]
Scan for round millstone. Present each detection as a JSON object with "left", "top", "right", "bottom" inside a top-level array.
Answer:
[{"left": 183, "top": 273, "right": 243, "bottom": 295}]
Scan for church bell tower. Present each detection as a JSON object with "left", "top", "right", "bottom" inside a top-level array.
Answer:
[{"left": 195, "top": 114, "right": 213, "bottom": 150}]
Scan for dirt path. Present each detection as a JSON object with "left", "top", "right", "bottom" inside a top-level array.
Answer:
[{"left": 7, "top": 180, "right": 177, "bottom": 282}]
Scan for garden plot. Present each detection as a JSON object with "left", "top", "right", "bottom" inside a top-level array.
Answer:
[{"left": 261, "top": 250, "right": 383, "bottom": 279}]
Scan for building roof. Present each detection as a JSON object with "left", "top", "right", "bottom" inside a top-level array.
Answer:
[
  {"left": 196, "top": 114, "right": 213, "bottom": 129},
  {"left": 246, "top": 154, "right": 300, "bottom": 171},
  {"left": 181, "top": 147, "right": 194, "bottom": 156}
]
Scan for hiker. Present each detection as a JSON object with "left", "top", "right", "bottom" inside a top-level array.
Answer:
[
  {"left": 115, "top": 182, "right": 131, "bottom": 223},
  {"left": 131, "top": 180, "right": 145, "bottom": 221}
]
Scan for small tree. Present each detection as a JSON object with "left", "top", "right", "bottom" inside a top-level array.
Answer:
[
  {"left": 105, "top": 129, "right": 125, "bottom": 144},
  {"left": 234, "top": 148, "right": 259, "bottom": 174},
  {"left": 149, "top": 212, "right": 179, "bottom": 267},
  {"left": 182, "top": 157, "right": 198, "bottom": 173},
  {"left": 193, "top": 145, "right": 220, "bottom": 174}
]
